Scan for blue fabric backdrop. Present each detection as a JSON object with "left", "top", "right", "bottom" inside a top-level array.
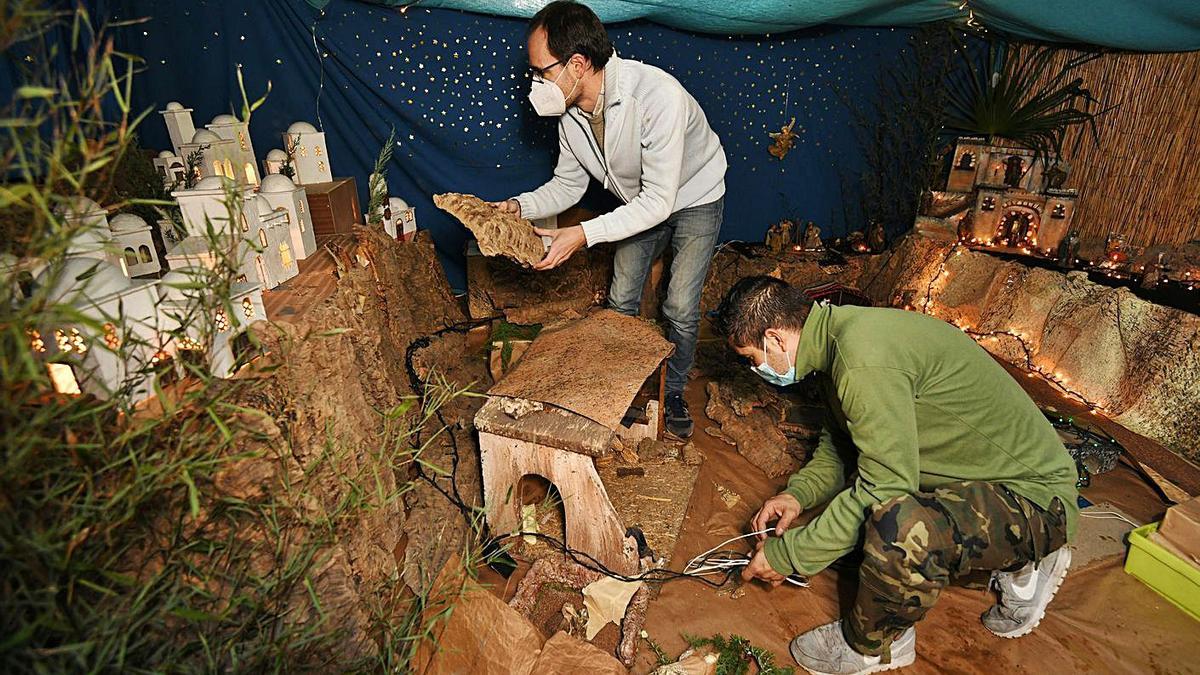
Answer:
[
  {"left": 357, "top": 0, "right": 1200, "bottom": 51},
  {"left": 103, "top": 0, "right": 926, "bottom": 290}
]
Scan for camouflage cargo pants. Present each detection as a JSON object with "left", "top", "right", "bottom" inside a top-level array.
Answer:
[{"left": 844, "top": 481, "right": 1068, "bottom": 658}]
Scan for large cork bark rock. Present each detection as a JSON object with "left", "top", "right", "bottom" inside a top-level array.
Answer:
[
  {"left": 434, "top": 192, "right": 545, "bottom": 267},
  {"left": 704, "top": 380, "right": 799, "bottom": 478}
]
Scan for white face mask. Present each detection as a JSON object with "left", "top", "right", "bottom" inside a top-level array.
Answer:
[{"left": 528, "top": 62, "right": 579, "bottom": 117}]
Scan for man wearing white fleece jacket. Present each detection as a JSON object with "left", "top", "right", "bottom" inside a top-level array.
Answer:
[{"left": 492, "top": 0, "right": 728, "bottom": 438}]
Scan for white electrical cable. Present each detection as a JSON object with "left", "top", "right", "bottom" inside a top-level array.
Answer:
[
  {"left": 685, "top": 529, "right": 810, "bottom": 587},
  {"left": 1080, "top": 511, "right": 1140, "bottom": 528}
]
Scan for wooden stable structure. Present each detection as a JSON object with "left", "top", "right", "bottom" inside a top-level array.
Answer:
[{"left": 475, "top": 310, "right": 673, "bottom": 574}]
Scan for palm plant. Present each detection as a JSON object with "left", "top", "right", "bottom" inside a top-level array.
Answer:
[{"left": 945, "top": 42, "right": 1107, "bottom": 171}]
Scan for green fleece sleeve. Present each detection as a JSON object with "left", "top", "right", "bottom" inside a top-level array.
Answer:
[
  {"left": 782, "top": 412, "right": 849, "bottom": 510},
  {"left": 764, "top": 367, "right": 920, "bottom": 577}
]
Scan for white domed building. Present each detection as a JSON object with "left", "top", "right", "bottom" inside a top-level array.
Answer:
[
  {"left": 153, "top": 149, "right": 187, "bottom": 189},
  {"left": 206, "top": 112, "right": 259, "bottom": 186},
  {"left": 254, "top": 193, "right": 299, "bottom": 287},
  {"left": 262, "top": 148, "right": 288, "bottom": 176},
  {"left": 109, "top": 213, "right": 162, "bottom": 277},
  {"left": 259, "top": 173, "right": 317, "bottom": 259},
  {"left": 157, "top": 266, "right": 265, "bottom": 379},
  {"left": 169, "top": 176, "right": 296, "bottom": 291},
  {"left": 283, "top": 120, "right": 332, "bottom": 185},
  {"left": 159, "top": 100, "right": 196, "bottom": 157},
  {"left": 178, "top": 127, "right": 240, "bottom": 184},
  {"left": 31, "top": 256, "right": 160, "bottom": 400},
  {"left": 57, "top": 197, "right": 129, "bottom": 278}
]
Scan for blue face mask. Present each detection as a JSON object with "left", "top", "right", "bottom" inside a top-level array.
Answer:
[{"left": 751, "top": 336, "right": 797, "bottom": 386}]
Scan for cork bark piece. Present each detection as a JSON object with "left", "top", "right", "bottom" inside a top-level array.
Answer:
[
  {"left": 489, "top": 310, "right": 674, "bottom": 431},
  {"left": 433, "top": 192, "right": 545, "bottom": 267}
]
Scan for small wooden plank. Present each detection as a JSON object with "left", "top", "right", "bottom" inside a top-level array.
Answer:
[{"left": 475, "top": 395, "right": 613, "bottom": 457}]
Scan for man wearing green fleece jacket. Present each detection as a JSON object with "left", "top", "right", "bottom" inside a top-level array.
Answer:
[{"left": 716, "top": 276, "right": 1078, "bottom": 675}]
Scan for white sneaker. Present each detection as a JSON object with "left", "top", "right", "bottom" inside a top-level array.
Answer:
[
  {"left": 982, "top": 546, "right": 1072, "bottom": 638},
  {"left": 789, "top": 620, "right": 916, "bottom": 675}
]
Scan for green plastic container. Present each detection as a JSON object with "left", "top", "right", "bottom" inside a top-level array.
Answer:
[{"left": 1124, "top": 522, "right": 1200, "bottom": 622}]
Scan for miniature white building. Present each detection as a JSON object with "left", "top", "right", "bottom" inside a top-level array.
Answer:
[
  {"left": 282, "top": 121, "right": 332, "bottom": 185},
  {"left": 58, "top": 197, "right": 129, "bottom": 278},
  {"left": 160, "top": 101, "right": 196, "bottom": 157},
  {"left": 263, "top": 148, "right": 288, "bottom": 176},
  {"left": 207, "top": 113, "right": 260, "bottom": 186},
  {"left": 168, "top": 177, "right": 297, "bottom": 290},
  {"left": 259, "top": 173, "right": 317, "bottom": 260},
  {"left": 376, "top": 196, "right": 417, "bottom": 241},
  {"left": 153, "top": 149, "right": 187, "bottom": 189},
  {"left": 158, "top": 266, "right": 265, "bottom": 379},
  {"left": 178, "top": 128, "right": 239, "bottom": 183},
  {"left": 33, "top": 256, "right": 162, "bottom": 401},
  {"left": 253, "top": 194, "right": 299, "bottom": 287},
  {"left": 109, "top": 213, "right": 162, "bottom": 278}
]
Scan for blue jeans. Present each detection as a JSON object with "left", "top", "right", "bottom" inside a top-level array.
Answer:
[{"left": 608, "top": 197, "right": 723, "bottom": 396}]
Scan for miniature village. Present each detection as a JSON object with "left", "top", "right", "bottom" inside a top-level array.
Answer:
[{"left": 3, "top": 2, "right": 1200, "bottom": 674}]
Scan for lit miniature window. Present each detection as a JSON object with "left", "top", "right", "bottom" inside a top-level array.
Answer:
[
  {"left": 244, "top": 162, "right": 257, "bottom": 185},
  {"left": 235, "top": 274, "right": 247, "bottom": 283},
  {"left": 258, "top": 229, "right": 267, "bottom": 247},
  {"left": 279, "top": 242, "right": 293, "bottom": 268},
  {"left": 298, "top": 145, "right": 307, "bottom": 157},
  {"left": 56, "top": 328, "right": 87, "bottom": 355},
  {"left": 314, "top": 145, "right": 323, "bottom": 157},
  {"left": 242, "top": 297, "right": 255, "bottom": 319},
  {"left": 124, "top": 247, "right": 138, "bottom": 266},
  {"left": 138, "top": 245, "right": 152, "bottom": 264},
  {"left": 71, "top": 328, "right": 87, "bottom": 355},
  {"left": 150, "top": 350, "right": 170, "bottom": 366},
  {"left": 238, "top": 130, "right": 248, "bottom": 151},
  {"left": 102, "top": 323, "right": 120, "bottom": 349},
  {"left": 214, "top": 309, "right": 230, "bottom": 332},
  {"left": 28, "top": 329, "right": 45, "bottom": 353},
  {"left": 223, "top": 159, "right": 234, "bottom": 178},
  {"left": 298, "top": 201, "right": 304, "bottom": 214},
  {"left": 275, "top": 206, "right": 290, "bottom": 225},
  {"left": 177, "top": 336, "right": 202, "bottom": 351},
  {"left": 317, "top": 160, "right": 326, "bottom": 173},
  {"left": 240, "top": 212, "right": 249, "bottom": 232},
  {"left": 47, "top": 363, "right": 81, "bottom": 395},
  {"left": 212, "top": 160, "right": 223, "bottom": 176}
]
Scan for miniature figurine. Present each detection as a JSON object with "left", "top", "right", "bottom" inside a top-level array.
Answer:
[
  {"left": 803, "top": 221, "right": 822, "bottom": 251},
  {"left": 1057, "top": 230, "right": 1080, "bottom": 268},
  {"left": 768, "top": 117, "right": 798, "bottom": 160},
  {"left": 867, "top": 220, "right": 886, "bottom": 253},
  {"left": 764, "top": 222, "right": 783, "bottom": 253}
]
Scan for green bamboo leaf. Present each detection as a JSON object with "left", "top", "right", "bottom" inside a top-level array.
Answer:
[
  {"left": 180, "top": 468, "right": 201, "bottom": 518},
  {"left": 16, "top": 85, "right": 57, "bottom": 99}
]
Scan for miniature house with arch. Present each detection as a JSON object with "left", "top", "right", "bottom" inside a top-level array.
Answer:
[
  {"left": 282, "top": 121, "right": 333, "bottom": 185},
  {"left": 934, "top": 137, "right": 1079, "bottom": 256},
  {"left": 32, "top": 255, "right": 161, "bottom": 401},
  {"left": 58, "top": 197, "right": 129, "bottom": 279},
  {"left": 109, "top": 213, "right": 162, "bottom": 278},
  {"left": 157, "top": 266, "right": 265, "bottom": 379},
  {"left": 263, "top": 148, "right": 288, "bottom": 176},
  {"left": 259, "top": 173, "right": 317, "bottom": 260},
  {"left": 206, "top": 113, "right": 260, "bottom": 186},
  {"left": 168, "top": 176, "right": 296, "bottom": 290},
  {"left": 153, "top": 149, "right": 187, "bottom": 189},
  {"left": 475, "top": 310, "right": 672, "bottom": 574}
]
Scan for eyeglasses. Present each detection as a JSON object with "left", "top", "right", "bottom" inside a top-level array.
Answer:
[{"left": 527, "top": 57, "right": 567, "bottom": 81}]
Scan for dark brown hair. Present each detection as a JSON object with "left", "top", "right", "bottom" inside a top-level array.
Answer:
[{"left": 528, "top": 1, "right": 614, "bottom": 70}]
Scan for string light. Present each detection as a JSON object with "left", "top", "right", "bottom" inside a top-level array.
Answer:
[{"left": 913, "top": 243, "right": 1109, "bottom": 414}]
